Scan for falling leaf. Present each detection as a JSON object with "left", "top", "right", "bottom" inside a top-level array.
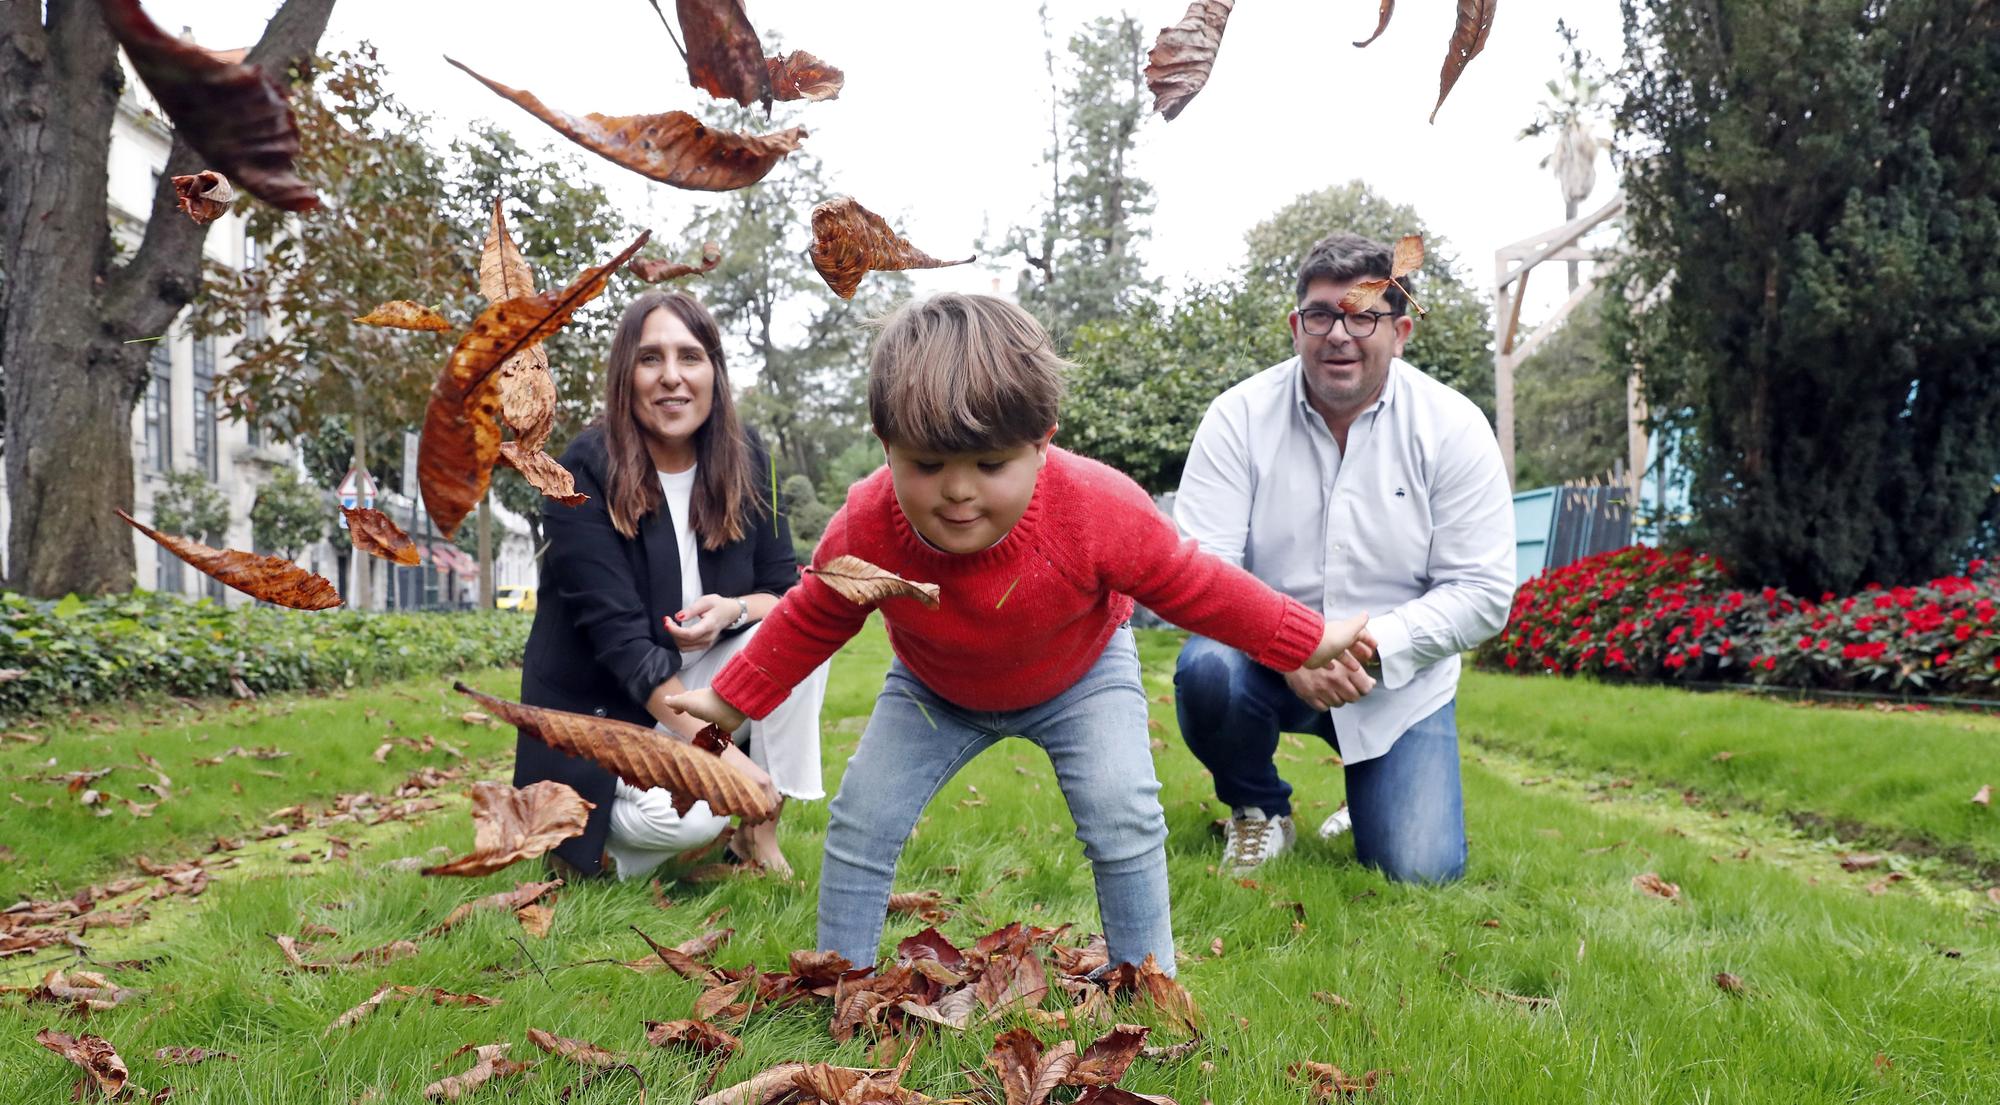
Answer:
[
  {"left": 497, "top": 442, "right": 589, "bottom": 506},
  {"left": 1337, "top": 279, "right": 1393, "bottom": 314},
  {"left": 448, "top": 58, "right": 805, "bottom": 191},
  {"left": 454, "top": 682, "right": 775, "bottom": 821},
  {"left": 418, "top": 232, "right": 648, "bottom": 537},
  {"left": 1353, "top": 1, "right": 1395, "bottom": 48},
  {"left": 35, "top": 1030, "right": 130, "bottom": 1097},
  {"left": 676, "top": 0, "right": 770, "bottom": 107},
  {"left": 97, "top": 0, "right": 316, "bottom": 210},
  {"left": 1714, "top": 972, "right": 1746, "bottom": 995},
  {"left": 807, "top": 555, "right": 943, "bottom": 609},
  {"left": 170, "top": 171, "right": 235, "bottom": 224},
  {"left": 1975, "top": 784, "right": 1992, "bottom": 806},
  {"left": 1391, "top": 234, "right": 1424, "bottom": 278},
  {"left": 421, "top": 781, "right": 594, "bottom": 878},
  {"left": 527, "top": 1027, "right": 624, "bottom": 1068},
  {"left": 479, "top": 198, "right": 536, "bottom": 303},
  {"left": 1143, "top": 0, "right": 1235, "bottom": 121},
  {"left": 342, "top": 508, "right": 421, "bottom": 566},
  {"left": 645, "top": 1018, "right": 742, "bottom": 1057},
  {"left": 767, "top": 50, "right": 845, "bottom": 101},
  {"left": 116, "top": 510, "right": 341, "bottom": 610},
  {"left": 1632, "top": 872, "right": 1682, "bottom": 903},
  {"left": 1432, "top": 0, "right": 1498, "bottom": 124},
  {"left": 630, "top": 241, "right": 724, "bottom": 283},
  {"left": 422, "top": 1044, "right": 532, "bottom": 1101},
  {"left": 498, "top": 344, "right": 556, "bottom": 449},
  {"left": 354, "top": 300, "right": 452, "bottom": 332},
  {"left": 429, "top": 879, "right": 563, "bottom": 935},
  {"left": 808, "top": 197, "right": 975, "bottom": 300}
]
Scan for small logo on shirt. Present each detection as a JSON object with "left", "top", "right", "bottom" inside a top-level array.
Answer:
[{"left": 1394, "top": 487, "right": 1407, "bottom": 497}]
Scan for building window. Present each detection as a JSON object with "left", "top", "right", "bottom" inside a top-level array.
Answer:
[
  {"left": 155, "top": 542, "right": 183, "bottom": 595},
  {"left": 144, "top": 344, "right": 172, "bottom": 471},
  {"left": 243, "top": 235, "right": 266, "bottom": 341},
  {"left": 192, "top": 335, "right": 217, "bottom": 479}
]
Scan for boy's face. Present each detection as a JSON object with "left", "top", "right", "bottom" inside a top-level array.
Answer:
[{"left": 883, "top": 431, "right": 1056, "bottom": 554}]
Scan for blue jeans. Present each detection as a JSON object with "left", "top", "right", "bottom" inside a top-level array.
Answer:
[
  {"left": 819, "top": 626, "right": 1173, "bottom": 971},
  {"left": 1173, "top": 634, "right": 1467, "bottom": 884}
]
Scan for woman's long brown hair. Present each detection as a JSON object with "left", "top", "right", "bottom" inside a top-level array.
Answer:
[{"left": 600, "top": 291, "right": 766, "bottom": 548}]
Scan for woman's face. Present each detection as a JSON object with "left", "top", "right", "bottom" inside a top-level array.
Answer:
[{"left": 630, "top": 307, "right": 716, "bottom": 466}]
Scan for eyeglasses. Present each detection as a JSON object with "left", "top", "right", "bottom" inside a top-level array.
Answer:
[{"left": 1296, "top": 307, "right": 1398, "bottom": 339}]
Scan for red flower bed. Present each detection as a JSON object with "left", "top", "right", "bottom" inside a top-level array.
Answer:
[{"left": 1479, "top": 546, "right": 2000, "bottom": 697}]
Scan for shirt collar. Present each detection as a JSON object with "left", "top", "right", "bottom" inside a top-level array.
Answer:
[{"left": 1289, "top": 356, "right": 1404, "bottom": 425}]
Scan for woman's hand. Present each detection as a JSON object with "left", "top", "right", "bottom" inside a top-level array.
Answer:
[
  {"left": 660, "top": 687, "right": 749, "bottom": 733},
  {"left": 664, "top": 593, "right": 738, "bottom": 653},
  {"left": 717, "top": 743, "right": 782, "bottom": 819}
]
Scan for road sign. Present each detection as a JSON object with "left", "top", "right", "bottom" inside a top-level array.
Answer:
[{"left": 336, "top": 466, "right": 378, "bottom": 529}]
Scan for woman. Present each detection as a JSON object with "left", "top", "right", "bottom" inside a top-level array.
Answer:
[{"left": 515, "top": 290, "right": 829, "bottom": 879}]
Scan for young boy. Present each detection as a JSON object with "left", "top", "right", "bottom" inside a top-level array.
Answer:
[{"left": 666, "top": 293, "right": 1371, "bottom": 973}]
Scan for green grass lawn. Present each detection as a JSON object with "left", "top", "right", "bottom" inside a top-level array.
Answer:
[{"left": 2, "top": 622, "right": 1996, "bottom": 1102}]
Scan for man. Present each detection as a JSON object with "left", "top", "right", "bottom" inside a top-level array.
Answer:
[{"left": 1173, "top": 232, "right": 1515, "bottom": 881}]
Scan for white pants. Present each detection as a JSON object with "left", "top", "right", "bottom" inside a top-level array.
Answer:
[{"left": 603, "top": 622, "right": 831, "bottom": 881}]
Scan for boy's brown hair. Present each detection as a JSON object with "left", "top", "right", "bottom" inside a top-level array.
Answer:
[{"left": 867, "top": 293, "right": 1068, "bottom": 454}]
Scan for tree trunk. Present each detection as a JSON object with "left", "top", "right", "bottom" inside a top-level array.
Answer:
[
  {"left": 0, "top": 0, "right": 336, "bottom": 598},
  {"left": 1564, "top": 197, "right": 1581, "bottom": 293},
  {"left": 349, "top": 404, "right": 371, "bottom": 609}
]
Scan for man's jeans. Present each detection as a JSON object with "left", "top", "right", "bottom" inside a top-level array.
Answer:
[
  {"left": 820, "top": 626, "right": 1173, "bottom": 971},
  {"left": 1173, "top": 634, "right": 1467, "bottom": 884}
]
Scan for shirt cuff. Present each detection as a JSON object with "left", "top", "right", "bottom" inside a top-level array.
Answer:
[
  {"left": 708, "top": 657, "right": 787, "bottom": 722},
  {"left": 1369, "top": 610, "right": 1418, "bottom": 689}
]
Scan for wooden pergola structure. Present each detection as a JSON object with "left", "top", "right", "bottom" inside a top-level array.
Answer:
[{"left": 1491, "top": 193, "right": 1645, "bottom": 500}]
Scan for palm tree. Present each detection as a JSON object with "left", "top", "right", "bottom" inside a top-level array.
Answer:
[{"left": 1521, "top": 23, "right": 1608, "bottom": 292}]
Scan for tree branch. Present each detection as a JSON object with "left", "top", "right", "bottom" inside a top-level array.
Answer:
[{"left": 110, "top": 0, "right": 337, "bottom": 337}]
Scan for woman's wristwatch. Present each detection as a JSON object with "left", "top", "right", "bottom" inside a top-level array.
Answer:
[{"left": 725, "top": 596, "right": 750, "bottom": 630}]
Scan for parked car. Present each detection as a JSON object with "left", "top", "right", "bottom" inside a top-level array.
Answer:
[{"left": 495, "top": 585, "right": 537, "bottom": 612}]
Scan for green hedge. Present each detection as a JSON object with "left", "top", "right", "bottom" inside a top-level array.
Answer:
[{"left": 0, "top": 591, "right": 530, "bottom": 723}]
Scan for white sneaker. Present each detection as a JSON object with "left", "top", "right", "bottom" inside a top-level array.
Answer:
[
  {"left": 1221, "top": 808, "right": 1294, "bottom": 874},
  {"left": 1318, "top": 804, "right": 1353, "bottom": 841}
]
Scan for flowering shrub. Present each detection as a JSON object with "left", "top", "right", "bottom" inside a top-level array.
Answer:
[{"left": 1479, "top": 546, "right": 2000, "bottom": 697}]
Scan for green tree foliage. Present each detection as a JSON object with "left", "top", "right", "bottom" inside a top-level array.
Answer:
[
  {"left": 1243, "top": 182, "right": 1494, "bottom": 415},
  {"left": 250, "top": 467, "right": 327, "bottom": 560},
  {"left": 782, "top": 474, "right": 833, "bottom": 561},
  {"left": 1512, "top": 290, "right": 1625, "bottom": 490},
  {"left": 1614, "top": 0, "right": 2000, "bottom": 593},
  {"left": 1008, "top": 9, "right": 1159, "bottom": 342},
  {"left": 152, "top": 470, "right": 229, "bottom": 544}
]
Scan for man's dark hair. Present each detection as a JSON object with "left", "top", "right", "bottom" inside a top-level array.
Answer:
[{"left": 1295, "top": 232, "right": 1412, "bottom": 315}]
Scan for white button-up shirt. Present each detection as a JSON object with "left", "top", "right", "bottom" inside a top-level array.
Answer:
[{"left": 1174, "top": 356, "right": 1516, "bottom": 763}]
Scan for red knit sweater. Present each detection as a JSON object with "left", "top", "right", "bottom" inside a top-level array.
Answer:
[{"left": 710, "top": 448, "right": 1326, "bottom": 718}]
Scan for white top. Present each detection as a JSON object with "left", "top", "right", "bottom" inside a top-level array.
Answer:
[
  {"left": 657, "top": 466, "right": 708, "bottom": 665},
  {"left": 1174, "top": 356, "right": 1517, "bottom": 764}
]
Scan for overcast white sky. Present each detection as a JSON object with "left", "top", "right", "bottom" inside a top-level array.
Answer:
[{"left": 146, "top": 0, "right": 1627, "bottom": 328}]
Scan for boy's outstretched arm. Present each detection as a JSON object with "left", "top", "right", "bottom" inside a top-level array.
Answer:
[{"left": 658, "top": 687, "right": 749, "bottom": 733}]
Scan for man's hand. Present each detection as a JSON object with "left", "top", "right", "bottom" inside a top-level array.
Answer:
[
  {"left": 1284, "top": 663, "right": 1376, "bottom": 710},
  {"left": 658, "top": 687, "right": 749, "bottom": 733},
  {"left": 664, "top": 593, "right": 736, "bottom": 652}
]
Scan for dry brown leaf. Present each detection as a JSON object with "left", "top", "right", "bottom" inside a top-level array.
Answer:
[
  {"left": 1144, "top": 1, "right": 1235, "bottom": 121},
  {"left": 422, "top": 781, "right": 594, "bottom": 877},
  {"left": 4, "top": 969, "right": 140, "bottom": 1012},
  {"left": 35, "top": 1030, "right": 130, "bottom": 1097},
  {"left": 1311, "top": 991, "right": 1352, "bottom": 1010},
  {"left": 516, "top": 903, "right": 554, "bottom": 938},
  {"left": 355, "top": 300, "right": 452, "bottom": 332},
  {"left": 418, "top": 232, "right": 647, "bottom": 537},
  {"left": 1974, "top": 784, "right": 1992, "bottom": 806},
  {"left": 1632, "top": 872, "right": 1682, "bottom": 903},
  {"left": 1288, "top": 1060, "right": 1387, "bottom": 1099},
  {"left": 676, "top": 926, "right": 735, "bottom": 959},
  {"left": 423, "top": 1043, "right": 532, "bottom": 1101},
  {"left": 1432, "top": 0, "right": 1497, "bottom": 124},
  {"left": 154, "top": 1046, "right": 239, "bottom": 1065},
  {"left": 1715, "top": 972, "right": 1746, "bottom": 995},
  {"left": 694, "top": 977, "right": 752, "bottom": 1022},
  {"left": 645, "top": 1018, "right": 742, "bottom": 1057},
  {"left": 1116, "top": 955, "right": 1200, "bottom": 1035},
  {"left": 898, "top": 986, "right": 978, "bottom": 1032},
  {"left": 1071, "top": 1090, "right": 1179, "bottom": 1105},
  {"left": 767, "top": 50, "right": 845, "bottom": 101},
  {"left": 448, "top": 58, "right": 805, "bottom": 191},
  {"left": 1838, "top": 853, "right": 1885, "bottom": 872},
  {"left": 974, "top": 944, "right": 1049, "bottom": 1016},
  {"left": 116, "top": 510, "right": 341, "bottom": 610},
  {"left": 887, "top": 890, "right": 953, "bottom": 923},
  {"left": 1337, "top": 279, "right": 1393, "bottom": 314},
  {"left": 807, "top": 555, "right": 943, "bottom": 609},
  {"left": 455, "top": 682, "right": 775, "bottom": 821},
  {"left": 693, "top": 1062, "right": 812, "bottom": 1105},
  {"left": 497, "top": 442, "right": 589, "bottom": 506},
  {"left": 429, "top": 879, "right": 562, "bottom": 935},
  {"left": 342, "top": 508, "right": 421, "bottom": 566},
  {"left": 1353, "top": 0, "right": 1395, "bottom": 47},
  {"left": 808, "top": 197, "right": 974, "bottom": 300},
  {"left": 1391, "top": 234, "right": 1424, "bottom": 278},
  {"left": 988, "top": 1027, "right": 1078, "bottom": 1105},
  {"left": 677, "top": 0, "right": 770, "bottom": 107},
  {"left": 480, "top": 198, "right": 537, "bottom": 303},
  {"left": 630, "top": 241, "right": 724, "bottom": 283},
  {"left": 527, "top": 1027, "right": 624, "bottom": 1068},
  {"left": 98, "top": 1, "right": 317, "bottom": 211},
  {"left": 497, "top": 344, "right": 556, "bottom": 448},
  {"left": 1071, "top": 1025, "right": 1150, "bottom": 1086},
  {"left": 170, "top": 171, "right": 235, "bottom": 225}
]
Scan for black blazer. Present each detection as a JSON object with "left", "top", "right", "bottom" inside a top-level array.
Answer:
[{"left": 513, "top": 425, "right": 800, "bottom": 874}]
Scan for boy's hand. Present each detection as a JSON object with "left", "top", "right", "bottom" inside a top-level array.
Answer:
[
  {"left": 659, "top": 688, "right": 748, "bottom": 733},
  {"left": 1305, "top": 612, "right": 1372, "bottom": 670}
]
